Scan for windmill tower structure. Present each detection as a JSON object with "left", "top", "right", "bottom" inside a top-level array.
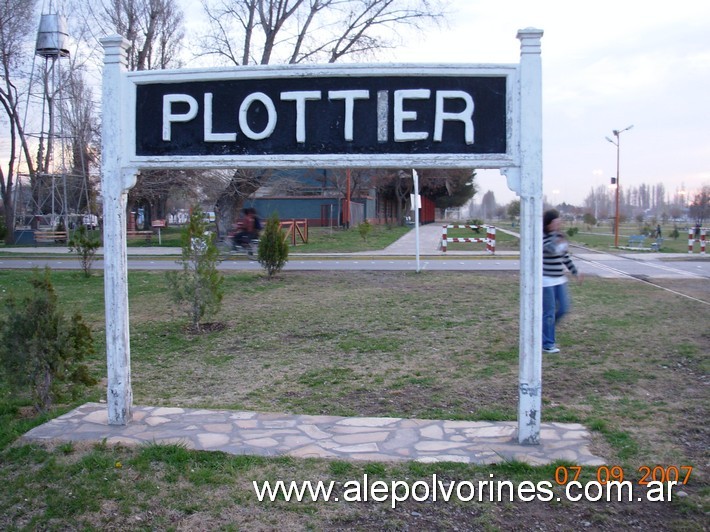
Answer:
[{"left": 15, "top": 4, "right": 96, "bottom": 237}]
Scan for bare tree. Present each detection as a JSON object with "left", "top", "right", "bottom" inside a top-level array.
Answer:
[
  {"left": 266, "top": 175, "right": 310, "bottom": 196},
  {"left": 81, "top": 0, "right": 185, "bottom": 70},
  {"left": 75, "top": 0, "right": 187, "bottom": 224},
  {"left": 214, "top": 168, "right": 275, "bottom": 237},
  {"left": 689, "top": 185, "right": 710, "bottom": 226},
  {"left": 583, "top": 185, "right": 613, "bottom": 221},
  {"left": 391, "top": 169, "right": 413, "bottom": 224},
  {"left": 371, "top": 168, "right": 476, "bottom": 225},
  {"left": 369, "top": 169, "right": 415, "bottom": 225},
  {"left": 414, "top": 168, "right": 477, "bottom": 212},
  {"left": 0, "top": 0, "right": 40, "bottom": 243},
  {"left": 196, "top": 0, "right": 446, "bottom": 228},
  {"left": 480, "top": 190, "right": 496, "bottom": 220},
  {"left": 61, "top": 66, "right": 100, "bottom": 215},
  {"left": 128, "top": 168, "right": 205, "bottom": 228},
  {"left": 2, "top": 0, "right": 103, "bottom": 242},
  {"left": 199, "top": 0, "right": 445, "bottom": 65}
]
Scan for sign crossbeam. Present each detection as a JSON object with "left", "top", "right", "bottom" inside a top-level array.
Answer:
[{"left": 127, "top": 66, "right": 518, "bottom": 169}]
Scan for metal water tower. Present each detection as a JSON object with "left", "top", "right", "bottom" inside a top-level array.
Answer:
[
  {"left": 13, "top": 6, "right": 96, "bottom": 240},
  {"left": 35, "top": 13, "right": 70, "bottom": 58},
  {"left": 31, "top": 10, "right": 72, "bottom": 231}
]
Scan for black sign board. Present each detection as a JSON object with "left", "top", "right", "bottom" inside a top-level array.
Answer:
[{"left": 135, "top": 75, "right": 507, "bottom": 158}]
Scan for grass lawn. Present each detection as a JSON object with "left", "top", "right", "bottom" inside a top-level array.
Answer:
[
  {"left": 0, "top": 269, "right": 707, "bottom": 529},
  {"left": 444, "top": 225, "right": 519, "bottom": 253},
  {"left": 493, "top": 220, "right": 700, "bottom": 254},
  {"left": 288, "top": 225, "right": 411, "bottom": 253},
  {"left": 128, "top": 224, "right": 414, "bottom": 254},
  {"left": 569, "top": 222, "right": 696, "bottom": 253},
  {"left": 9, "top": 219, "right": 699, "bottom": 254}
]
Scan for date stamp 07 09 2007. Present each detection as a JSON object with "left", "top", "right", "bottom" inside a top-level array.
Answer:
[{"left": 554, "top": 465, "right": 693, "bottom": 487}]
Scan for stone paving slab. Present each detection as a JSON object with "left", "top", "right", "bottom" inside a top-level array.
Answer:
[{"left": 22, "top": 403, "right": 605, "bottom": 466}]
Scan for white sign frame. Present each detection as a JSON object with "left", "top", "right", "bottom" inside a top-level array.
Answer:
[
  {"left": 100, "top": 29, "right": 544, "bottom": 445},
  {"left": 124, "top": 63, "right": 519, "bottom": 170}
]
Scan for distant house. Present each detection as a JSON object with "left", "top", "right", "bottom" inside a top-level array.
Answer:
[{"left": 243, "top": 168, "right": 435, "bottom": 227}]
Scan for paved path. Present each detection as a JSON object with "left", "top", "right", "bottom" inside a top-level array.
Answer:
[
  {"left": 2, "top": 255, "right": 707, "bottom": 280},
  {"left": 2, "top": 224, "right": 450, "bottom": 258},
  {"left": 2, "top": 224, "right": 707, "bottom": 279},
  {"left": 23, "top": 402, "right": 604, "bottom": 466}
]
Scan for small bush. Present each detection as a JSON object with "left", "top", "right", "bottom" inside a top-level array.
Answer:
[
  {"left": 68, "top": 226, "right": 101, "bottom": 277},
  {"left": 165, "top": 206, "right": 224, "bottom": 331},
  {"left": 566, "top": 227, "right": 579, "bottom": 237},
  {"left": 357, "top": 220, "right": 373, "bottom": 242},
  {"left": 258, "top": 213, "right": 289, "bottom": 278},
  {"left": 0, "top": 268, "right": 96, "bottom": 412},
  {"left": 466, "top": 219, "right": 484, "bottom": 233}
]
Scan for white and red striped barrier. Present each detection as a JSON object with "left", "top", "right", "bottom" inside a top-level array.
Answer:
[
  {"left": 442, "top": 225, "right": 496, "bottom": 254},
  {"left": 688, "top": 228, "right": 707, "bottom": 254}
]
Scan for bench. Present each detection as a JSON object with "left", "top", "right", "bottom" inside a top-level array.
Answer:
[
  {"left": 627, "top": 235, "right": 646, "bottom": 248},
  {"left": 127, "top": 230, "right": 153, "bottom": 242},
  {"left": 650, "top": 237, "right": 664, "bottom": 252},
  {"left": 34, "top": 231, "right": 68, "bottom": 244}
]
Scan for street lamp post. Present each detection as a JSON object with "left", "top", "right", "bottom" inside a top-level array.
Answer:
[{"left": 605, "top": 125, "right": 633, "bottom": 247}]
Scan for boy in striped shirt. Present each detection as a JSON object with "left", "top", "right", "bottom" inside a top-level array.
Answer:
[{"left": 542, "top": 209, "right": 581, "bottom": 353}]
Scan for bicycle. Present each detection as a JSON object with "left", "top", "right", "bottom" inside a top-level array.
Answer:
[{"left": 217, "top": 236, "right": 260, "bottom": 260}]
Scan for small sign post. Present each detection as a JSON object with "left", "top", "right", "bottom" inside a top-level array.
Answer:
[
  {"left": 412, "top": 170, "right": 421, "bottom": 273},
  {"left": 151, "top": 219, "right": 166, "bottom": 245}
]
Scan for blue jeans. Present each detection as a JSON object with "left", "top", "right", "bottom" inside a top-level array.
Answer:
[{"left": 543, "top": 283, "right": 571, "bottom": 349}]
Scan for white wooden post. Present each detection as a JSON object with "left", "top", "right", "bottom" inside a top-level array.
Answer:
[
  {"left": 412, "top": 169, "right": 421, "bottom": 273},
  {"left": 101, "top": 35, "right": 138, "bottom": 425},
  {"left": 516, "top": 28, "right": 544, "bottom": 444}
]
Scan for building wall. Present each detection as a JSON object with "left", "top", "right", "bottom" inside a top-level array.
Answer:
[
  {"left": 246, "top": 193, "right": 431, "bottom": 227},
  {"left": 420, "top": 196, "right": 436, "bottom": 224},
  {"left": 245, "top": 197, "right": 339, "bottom": 227},
  {"left": 246, "top": 195, "right": 381, "bottom": 228}
]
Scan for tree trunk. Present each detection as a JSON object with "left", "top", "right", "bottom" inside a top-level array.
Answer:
[
  {"left": 215, "top": 193, "right": 241, "bottom": 240},
  {"left": 3, "top": 193, "right": 15, "bottom": 244},
  {"left": 394, "top": 176, "right": 411, "bottom": 227},
  {"left": 214, "top": 170, "right": 265, "bottom": 239}
]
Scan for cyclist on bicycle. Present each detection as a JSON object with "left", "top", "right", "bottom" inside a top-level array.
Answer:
[{"left": 231, "top": 208, "right": 260, "bottom": 251}]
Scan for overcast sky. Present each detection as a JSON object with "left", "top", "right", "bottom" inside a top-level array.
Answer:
[
  {"left": 5, "top": 1, "right": 705, "bottom": 210},
  {"left": 178, "top": 0, "right": 708, "bottom": 207},
  {"left": 376, "top": 0, "right": 710, "bottom": 206}
]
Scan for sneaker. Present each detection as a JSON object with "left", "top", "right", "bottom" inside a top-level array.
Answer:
[{"left": 543, "top": 346, "right": 560, "bottom": 354}]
